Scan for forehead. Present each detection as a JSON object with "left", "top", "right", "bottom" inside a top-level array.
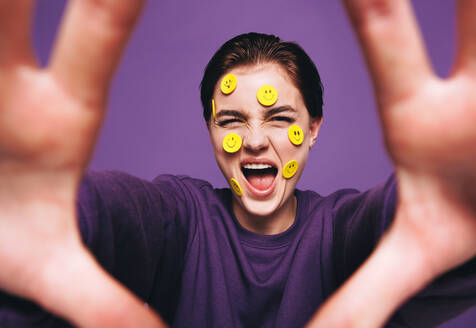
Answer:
[{"left": 213, "top": 63, "right": 306, "bottom": 115}]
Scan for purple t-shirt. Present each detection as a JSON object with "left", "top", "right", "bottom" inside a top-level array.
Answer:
[{"left": 1, "top": 171, "right": 475, "bottom": 327}]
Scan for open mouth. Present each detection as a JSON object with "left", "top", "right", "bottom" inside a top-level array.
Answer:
[{"left": 241, "top": 163, "right": 278, "bottom": 192}]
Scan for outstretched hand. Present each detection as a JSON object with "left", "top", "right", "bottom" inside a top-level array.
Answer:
[
  {"left": 0, "top": 0, "right": 165, "bottom": 326},
  {"left": 308, "top": 0, "right": 476, "bottom": 327}
]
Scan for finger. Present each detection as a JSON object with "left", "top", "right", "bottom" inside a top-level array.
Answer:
[
  {"left": 49, "top": 0, "right": 146, "bottom": 104},
  {"left": 0, "top": 0, "right": 36, "bottom": 66},
  {"left": 453, "top": 0, "right": 476, "bottom": 75},
  {"left": 342, "top": 0, "right": 433, "bottom": 106}
]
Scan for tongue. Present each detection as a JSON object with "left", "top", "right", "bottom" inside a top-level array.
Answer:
[{"left": 247, "top": 173, "right": 275, "bottom": 190}]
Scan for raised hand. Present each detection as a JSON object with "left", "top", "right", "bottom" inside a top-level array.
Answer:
[
  {"left": 308, "top": 0, "right": 476, "bottom": 326},
  {"left": 0, "top": 0, "right": 165, "bottom": 326}
]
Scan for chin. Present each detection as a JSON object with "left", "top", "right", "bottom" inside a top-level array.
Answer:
[{"left": 238, "top": 195, "right": 284, "bottom": 217}]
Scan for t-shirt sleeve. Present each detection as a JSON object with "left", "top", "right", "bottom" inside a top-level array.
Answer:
[
  {"left": 1, "top": 170, "right": 184, "bottom": 327},
  {"left": 77, "top": 170, "right": 167, "bottom": 302},
  {"left": 331, "top": 174, "right": 476, "bottom": 327},
  {"left": 79, "top": 171, "right": 208, "bottom": 324},
  {"left": 78, "top": 171, "right": 204, "bottom": 324},
  {"left": 332, "top": 174, "right": 397, "bottom": 286}
]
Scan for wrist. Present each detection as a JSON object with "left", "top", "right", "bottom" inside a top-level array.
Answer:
[
  {"left": 306, "top": 224, "right": 434, "bottom": 328},
  {"left": 395, "top": 170, "right": 476, "bottom": 277}
]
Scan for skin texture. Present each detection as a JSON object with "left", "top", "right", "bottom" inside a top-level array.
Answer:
[
  {"left": 210, "top": 64, "right": 321, "bottom": 235},
  {"left": 1, "top": 0, "right": 476, "bottom": 327}
]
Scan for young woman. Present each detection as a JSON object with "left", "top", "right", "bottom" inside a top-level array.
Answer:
[{"left": 1, "top": 1, "right": 476, "bottom": 327}]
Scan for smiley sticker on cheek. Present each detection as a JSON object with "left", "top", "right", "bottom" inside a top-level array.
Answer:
[
  {"left": 223, "top": 133, "right": 242, "bottom": 153},
  {"left": 230, "top": 178, "right": 243, "bottom": 196},
  {"left": 221, "top": 73, "right": 237, "bottom": 94},
  {"left": 257, "top": 85, "right": 278, "bottom": 106},
  {"left": 283, "top": 160, "right": 298, "bottom": 179},
  {"left": 288, "top": 125, "right": 304, "bottom": 146}
]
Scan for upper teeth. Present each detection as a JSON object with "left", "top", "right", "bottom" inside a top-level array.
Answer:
[{"left": 243, "top": 163, "right": 273, "bottom": 169}]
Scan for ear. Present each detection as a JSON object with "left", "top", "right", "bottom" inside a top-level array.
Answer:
[{"left": 309, "top": 117, "right": 323, "bottom": 149}]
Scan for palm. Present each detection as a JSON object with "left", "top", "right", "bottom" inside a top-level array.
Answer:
[
  {"left": 0, "top": 68, "right": 99, "bottom": 170},
  {"left": 359, "top": 0, "right": 476, "bottom": 274},
  {"left": 0, "top": 1, "right": 164, "bottom": 327},
  {"left": 309, "top": 1, "right": 476, "bottom": 326},
  {"left": 0, "top": 0, "right": 139, "bottom": 288},
  {"left": 382, "top": 74, "right": 476, "bottom": 177},
  {"left": 383, "top": 74, "right": 476, "bottom": 284}
]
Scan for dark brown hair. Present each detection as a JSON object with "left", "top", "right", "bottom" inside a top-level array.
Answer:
[{"left": 200, "top": 32, "right": 324, "bottom": 123}]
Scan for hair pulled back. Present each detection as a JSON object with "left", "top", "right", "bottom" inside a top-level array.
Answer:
[{"left": 200, "top": 32, "right": 324, "bottom": 124}]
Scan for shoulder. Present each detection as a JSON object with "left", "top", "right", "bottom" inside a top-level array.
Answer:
[
  {"left": 80, "top": 170, "right": 159, "bottom": 197},
  {"left": 152, "top": 174, "right": 214, "bottom": 193},
  {"left": 151, "top": 174, "right": 222, "bottom": 204},
  {"left": 80, "top": 171, "right": 226, "bottom": 218},
  {"left": 81, "top": 171, "right": 219, "bottom": 200},
  {"left": 295, "top": 178, "right": 388, "bottom": 220},
  {"left": 294, "top": 175, "right": 398, "bottom": 227},
  {"left": 324, "top": 175, "right": 396, "bottom": 215},
  {"left": 296, "top": 186, "right": 361, "bottom": 215},
  {"left": 316, "top": 174, "right": 398, "bottom": 239}
]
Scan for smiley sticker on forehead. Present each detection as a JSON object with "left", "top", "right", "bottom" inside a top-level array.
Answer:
[
  {"left": 283, "top": 160, "right": 298, "bottom": 179},
  {"left": 221, "top": 73, "right": 237, "bottom": 94},
  {"left": 229, "top": 178, "right": 243, "bottom": 196},
  {"left": 288, "top": 125, "right": 304, "bottom": 146},
  {"left": 223, "top": 133, "right": 242, "bottom": 153},
  {"left": 257, "top": 85, "right": 278, "bottom": 107}
]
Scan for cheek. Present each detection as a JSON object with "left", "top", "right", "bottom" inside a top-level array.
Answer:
[
  {"left": 210, "top": 131, "right": 238, "bottom": 176},
  {"left": 210, "top": 132, "right": 224, "bottom": 161},
  {"left": 269, "top": 129, "right": 309, "bottom": 160},
  {"left": 210, "top": 128, "right": 227, "bottom": 151}
]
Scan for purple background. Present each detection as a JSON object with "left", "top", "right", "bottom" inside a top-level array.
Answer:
[{"left": 33, "top": 1, "right": 474, "bottom": 326}]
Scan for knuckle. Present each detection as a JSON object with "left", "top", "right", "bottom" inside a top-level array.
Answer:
[
  {"left": 85, "top": 0, "right": 145, "bottom": 30},
  {"left": 344, "top": 0, "right": 396, "bottom": 29}
]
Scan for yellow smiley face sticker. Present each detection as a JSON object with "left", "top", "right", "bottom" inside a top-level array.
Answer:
[
  {"left": 220, "top": 73, "right": 237, "bottom": 94},
  {"left": 212, "top": 99, "right": 216, "bottom": 119},
  {"left": 222, "top": 133, "right": 242, "bottom": 153},
  {"left": 288, "top": 125, "right": 304, "bottom": 146},
  {"left": 283, "top": 160, "right": 298, "bottom": 179},
  {"left": 230, "top": 178, "right": 243, "bottom": 196},
  {"left": 257, "top": 85, "right": 278, "bottom": 106}
]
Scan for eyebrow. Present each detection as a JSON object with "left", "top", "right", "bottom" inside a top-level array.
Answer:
[
  {"left": 215, "top": 109, "right": 248, "bottom": 120},
  {"left": 262, "top": 106, "right": 297, "bottom": 119}
]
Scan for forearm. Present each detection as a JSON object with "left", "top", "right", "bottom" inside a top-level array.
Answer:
[
  {"left": 35, "top": 246, "right": 166, "bottom": 328},
  {"left": 306, "top": 220, "right": 433, "bottom": 327},
  {"left": 0, "top": 190, "right": 167, "bottom": 328},
  {"left": 307, "top": 171, "right": 476, "bottom": 327}
]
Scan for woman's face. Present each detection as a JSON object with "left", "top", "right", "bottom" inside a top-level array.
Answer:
[{"left": 209, "top": 63, "right": 322, "bottom": 218}]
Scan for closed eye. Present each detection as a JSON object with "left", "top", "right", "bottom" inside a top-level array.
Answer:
[
  {"left": 217, "top": 118, "right": 245, "bottom": 127},
  {"left": 270, "top": 116, "right": 295, "bottom": 123}
]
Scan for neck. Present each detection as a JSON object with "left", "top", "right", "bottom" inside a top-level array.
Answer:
[{"left": 232, "top": 195, "right": 297, "bottom": 235}]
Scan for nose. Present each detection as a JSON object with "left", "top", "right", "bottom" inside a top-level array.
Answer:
[{"left": 242, "top": 125, "right": 269, "bottom": 154}]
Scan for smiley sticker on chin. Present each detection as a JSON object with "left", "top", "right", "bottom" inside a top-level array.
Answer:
[
  {"left": 223, "top": 133, "right": 242, "bottom": 153},
  {"left": 283, "top": 160, "right": 298, "bottom": 179},
  {"left": 257, "top": 85, "right": 278, "bottom": 106}
]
